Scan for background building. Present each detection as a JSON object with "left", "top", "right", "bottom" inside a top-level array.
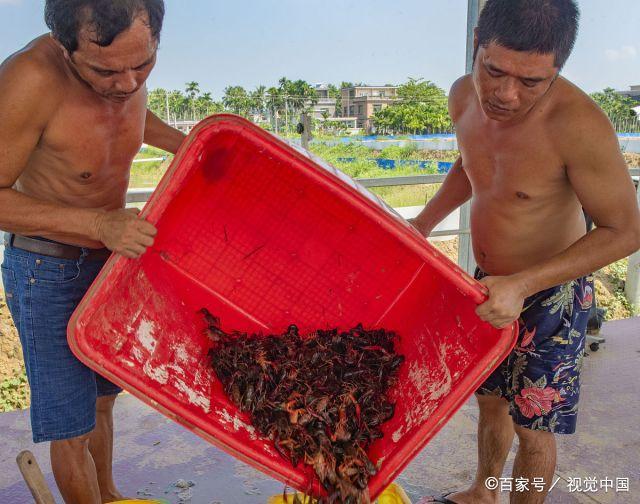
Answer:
[{"left": 340, "top": 85, "right": 399, "bottom": 131}]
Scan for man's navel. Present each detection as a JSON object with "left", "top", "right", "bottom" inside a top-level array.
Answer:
[{"left": 516, "top": 191, "right": 530, "bottom": 200}]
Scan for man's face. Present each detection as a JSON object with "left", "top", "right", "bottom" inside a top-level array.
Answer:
[
  {"left": 64, "top": 15, "right": 158, "bottom": 103},
  {"left": 473, "top": 42, "right": 559, "bottom": 122}
]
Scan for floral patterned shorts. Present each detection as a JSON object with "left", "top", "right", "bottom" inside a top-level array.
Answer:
[{"left": 475, "top": 268, "right": 594, "bottom": 434}]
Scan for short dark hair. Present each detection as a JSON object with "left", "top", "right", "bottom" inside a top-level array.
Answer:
[
  {"left": 45, "top": 0, "right": 165, "bottom": 53},
  {"left": 477, "top": 0, "right": 580, "bottom": 69}
]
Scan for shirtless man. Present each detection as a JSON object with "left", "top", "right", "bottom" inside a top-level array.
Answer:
[
  {"left": 411, "top": 1, "right": 640, "bottom": 503},
  {"left": 0, "top": 1, "right": 184, "bottom": 502}
]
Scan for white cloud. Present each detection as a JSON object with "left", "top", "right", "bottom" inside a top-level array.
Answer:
[{"left": 605, "top": 45, "right": 638, "bottom": 62}]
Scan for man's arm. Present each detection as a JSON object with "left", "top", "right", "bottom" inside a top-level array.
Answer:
[
  {"left": 411, "top": 76, "right": 472, "bottom": 236},
  {"left": 476, "top": 105, "right": 640, "bottom": 329},
  {"left": 516, "top": 108, "right": 640, "bottom": 294},
  {"left": 0, "top": 55, "right": 156, "bottom": 258},
  {"left": 411, "top": 157, "right": 472, "bottom": 236},
  {"left": 143, "top": 109, "right": 186, "bottom": 155}
]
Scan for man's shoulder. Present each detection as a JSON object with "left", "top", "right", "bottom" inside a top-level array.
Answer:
[
  {"left": 547, "top": 78, "right": 612, "bottom": 139},
  {"left": 448, "top": 75, "right": 475, "bottom": 121},
  {"left": 1, "top": 35, "right": 66, "bottom": 103}
]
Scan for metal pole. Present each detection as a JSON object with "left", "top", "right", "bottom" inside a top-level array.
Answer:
[
  {"left": 301, "top": 112, "right": 312, "bottom": 150},
  {"left": 625, "top": 180, "right": 640, "bottom": 312},
  {"left": 457, "top": 0, "right": 486, "bottom": 273}
]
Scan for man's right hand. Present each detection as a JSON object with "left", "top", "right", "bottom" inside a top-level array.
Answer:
[{"left": 94, "top": 208, "right": 157, "bottom": 259}]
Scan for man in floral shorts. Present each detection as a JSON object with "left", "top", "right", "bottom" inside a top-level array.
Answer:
[
  {"left": 475, "top": 269, "right": 594, "bottom": 435},
  {"left": 410, "top": 1, "right": 640, "bottom": 503}
]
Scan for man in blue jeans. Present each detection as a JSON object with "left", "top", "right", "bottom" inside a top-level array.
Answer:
[{"left": 0, "top": 1, "right": 184, "bottom": 502}]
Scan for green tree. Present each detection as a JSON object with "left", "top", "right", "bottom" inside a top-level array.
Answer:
[
  {"left": 327, "top": 84, "right": 340, "bottom": 98},
  {"left": 278, "top": 77, "right": 292, "bottom": 131},
  {"left": 275, "top": 78, "right": 318, "bottom": 132},
  {"left": 195, "top": 92, "right": 221, "bottom": 117},
  {"left": 147, "top": 88, "right": 191, "bottom": 123},
  {"left": 372, "top": 78, "right": 451, "bottom": 134},
  {"left": 184, "top": 81, "right": 201, "bottom": 119},
  {"left": 590, "top": 88, "right": 637, "bottom": 129},
  {"left": 168, "top": 90, "right": 190, "bottom": 120},
  {"left": 266, "top": 86, "right": 283, "bottom": 132},
  {"left": 148, "top": 86, "right": 220, "bottom": 123},
  {"left": 289, "top": 79, "right": 318, "bottom": 114},
  {"left": 185, "top": 81, "right": 200, "bottom": 100},
  {"left": 147, "top": 88, "right": 170, "bottom": 120},
  {"left": 250, "top": 85, "right": 268, "bottom": 119},
  {"left": 319, "top": 109, "right": 330, "bottom": 131},
  {"left": 327, "top": 83, "right": 342, "bottom": 116},
  {"left": 222, "top": 85, "right": 251, "bottom": 117}
]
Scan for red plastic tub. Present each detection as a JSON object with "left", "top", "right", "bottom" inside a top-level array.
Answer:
[{"left": 68, "top": 114, "right": 516, "bottom": 500}]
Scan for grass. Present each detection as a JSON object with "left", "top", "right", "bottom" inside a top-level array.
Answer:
[
  {"left": 595, "top": 258, "right": 634, "bottom": 320},
  {"left": 0, "top": 372, "right": 28, "bottom": 412},
  {"left": 129, "top": 160, "right": 171, "bottom": 187},
  {"left": 138, "top": 145, "right": 170, "bottom": 159},
  {"left": 370, "top": 184, "right": 441, "bottom": 208},
  {"left": 309, "top": 142, "right": 459, "bottom": 163},
  {"left": 131, "top": 144, "right": 173, "bottom": 187}
]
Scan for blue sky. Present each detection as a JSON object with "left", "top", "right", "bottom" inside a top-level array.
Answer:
[{"left": 1, "top": 0, "right": 637, "bottom": 97}]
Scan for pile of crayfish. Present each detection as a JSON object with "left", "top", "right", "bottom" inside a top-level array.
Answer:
[{"left": 202, "top": 309, "right": 404, "bottom": 503}]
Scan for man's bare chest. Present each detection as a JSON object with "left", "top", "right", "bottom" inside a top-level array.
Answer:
[
  {"left": 35, "top": 97, "right": 146, "bottom": 180},
  {"left": 456, "top": 120, "right": 568, "bottom": 201}
]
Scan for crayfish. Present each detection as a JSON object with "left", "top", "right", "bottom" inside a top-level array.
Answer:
[{"left": 202, "top": 309, "right": 404, "bottom": 503}]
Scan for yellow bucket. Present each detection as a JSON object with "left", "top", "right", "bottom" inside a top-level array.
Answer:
[{"left": 268, "top": 482, "right": 411, "bottom": 504}]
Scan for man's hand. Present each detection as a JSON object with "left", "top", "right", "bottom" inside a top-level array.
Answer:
[
  {"left": 408, "top": 217, "right": 433, "bottom": 238},
  {"left": 94, "top": 208, "right": 157, "bottom": 259},
  {"left": 476, "top": 275, "right": 528, "bottom": 329}
]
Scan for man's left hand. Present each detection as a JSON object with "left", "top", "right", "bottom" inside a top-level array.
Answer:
[{"left": 476, "top": 275, "right": 528, "bottom": 329}]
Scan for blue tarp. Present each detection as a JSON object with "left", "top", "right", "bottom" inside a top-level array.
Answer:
[
  {"left": 335, "top": 157, "right": 454, "bottom": 173},
  {"left": 332, "top": 133, "right": 637, "bottom": 141}
]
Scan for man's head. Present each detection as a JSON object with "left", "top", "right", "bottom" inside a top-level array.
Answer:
[
  {"left": 45, "top": 0, "right": 165, "bottom": 102},
  {"left": 473, "top": 0, "right": 580, "bottom": 122}
]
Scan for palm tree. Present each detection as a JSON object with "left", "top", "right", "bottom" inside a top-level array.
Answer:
[
  {"left": 278, "top": 77, "right": 292, "bottom": 132},
  {"left": 185, "top": 81, "right": 200, "bottom": 120},
  {"left": 320, "top": 110, "right": 330, "bottom": 132},
  {"left": 185, "top": 81, "right": 200, "bottom": 99},
  {"left": 197, "top": 92, "right": 216, "bottom": 117},
  {"left": 291, "top": 80, "right": 318, "bottom": 114},
  {"left": 266, "top": 86, "right": 282, "bottom": 133},
  {"left": 222, "top": 86, "right": 250, "bottom": 117},
  {"left": 250, "top": 85, "right": 267, "bottom": 121}
]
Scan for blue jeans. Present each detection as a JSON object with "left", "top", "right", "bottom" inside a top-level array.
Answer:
[{"left": 1, "top": 236, "right": 121, "bottom": 443}]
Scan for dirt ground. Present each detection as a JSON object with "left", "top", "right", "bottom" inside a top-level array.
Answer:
[
  {"left": 0, "top": 297, "right": 21, "bottom": 381},
  {"left": 0, "top": 295, "right": 29, "bottom": 411},
  {"left": 624, "top": 152, "right": 640, "bottom": 167}
]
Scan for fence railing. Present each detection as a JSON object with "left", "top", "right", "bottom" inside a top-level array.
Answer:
[{"left": 127, "top": 168, "right": 640, "bottom": 308}]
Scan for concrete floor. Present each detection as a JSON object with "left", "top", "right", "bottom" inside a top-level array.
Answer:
[{"left": 0, "top": 318, "right": 638, "bottom": 504}]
